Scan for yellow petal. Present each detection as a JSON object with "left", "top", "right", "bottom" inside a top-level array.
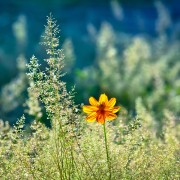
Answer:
[
  {"left": 89, "top": 97, "right": 99, "bottom": 106},
  {"left": 112, "top": 106, "right": 120, "bottom": 113},
  {"left": 108, "top": 98, "right": 116, "bottom": 107},
  {"left": 86, "top": 112, "right": 97, "bottom": 122},
  {"left": 104, "top": 107, "right": 113, "bottom": 112},
  {"left": 97, "top": 113, "right": 105, "bottom": 124},
  {"left": 83, "top": 105, "right": 98, "bottom": 114},
  {"left": 107, "top": 113, "right": 117, "bottom": 120},
  {"left": 99, "top": 93, "right": 108, "bottom": 105}
]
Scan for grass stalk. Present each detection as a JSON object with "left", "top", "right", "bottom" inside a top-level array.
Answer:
[{"left": 103, "top": 122, "right": 111, "bottom": 180}]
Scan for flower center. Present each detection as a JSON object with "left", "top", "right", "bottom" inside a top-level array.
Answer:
[{"left": 98, "top": 103, "right": 105, "bottom": 114}]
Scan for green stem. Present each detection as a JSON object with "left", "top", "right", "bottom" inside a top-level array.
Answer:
[{"left": 103, "top": 122, "right": 111, "bottom": 180}]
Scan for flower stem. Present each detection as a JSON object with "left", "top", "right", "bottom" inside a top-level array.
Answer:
[{"left": 103, "top": 122, "right": 111, "bottom": 180}]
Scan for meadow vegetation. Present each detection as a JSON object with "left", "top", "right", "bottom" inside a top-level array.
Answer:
[{"left": 0, "top": 14, "right": 179, "bottom": 179}]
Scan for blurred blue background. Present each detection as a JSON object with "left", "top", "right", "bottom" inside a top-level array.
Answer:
[{"left": 0, "top": 0, "right": 180, "bottom": 124}]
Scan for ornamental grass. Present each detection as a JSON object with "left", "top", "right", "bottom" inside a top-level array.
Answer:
[{"left": 0, "top": 15, "right": 179, "bottom": 180}]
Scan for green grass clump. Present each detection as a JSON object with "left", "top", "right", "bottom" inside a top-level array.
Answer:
[{"left": 0, "top": 15, "right": 179, "bottom": 179}]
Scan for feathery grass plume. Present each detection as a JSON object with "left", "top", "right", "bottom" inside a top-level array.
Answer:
[
  {"left": 25, "top": 80, "right": 42, "bottom": 121},
  {"left": 26, "top": 14, "right": 80, "bottom": 179}
]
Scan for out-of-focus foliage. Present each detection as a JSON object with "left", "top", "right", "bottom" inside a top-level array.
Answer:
[
  {"left": 12, "top": 15, "right": 27, "bottom": 52},
  {"left": 75, "top": 2, "right": 180, "bottom": 121},
  {"left": 62, "top": 39, "right": 75, "bottom": 73},
  {"left": 0, "top": 55, "right": 27, "bottom": 114}
]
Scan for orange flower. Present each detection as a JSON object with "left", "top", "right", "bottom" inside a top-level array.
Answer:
[{"left": 83, "top": 93, "right": 120, "bottom": 124}]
